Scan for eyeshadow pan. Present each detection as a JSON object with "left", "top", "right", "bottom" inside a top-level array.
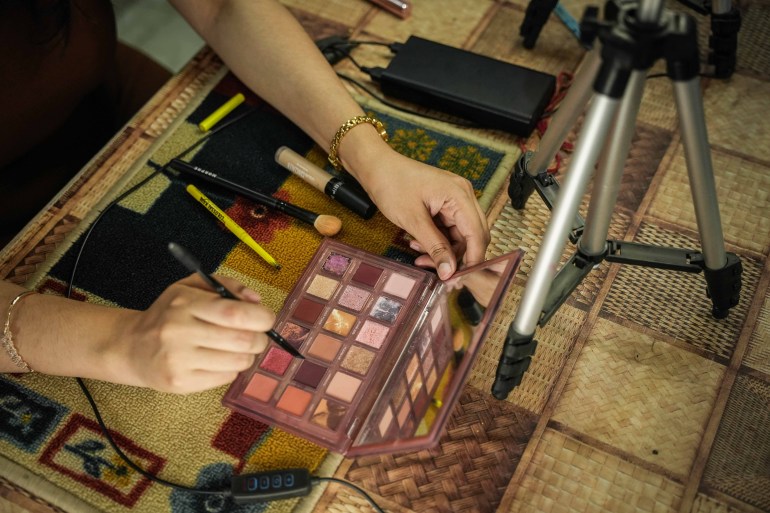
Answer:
[
  {"left": 310, "top": 399, "right": 348, "bottom": 431},
  {"left": 341, "top": 346, "right": 375, "bottom": 375},
  {"left": 276, "top": 386, "right": 312, "bottom": 416},
  {"left": 323, "top": 253, "right": 351, "bottom": 275},
  {"left": 243, "top": 373, "right": 278, "bottom": 403},
  {"left": 352, "top": 262, "right": 383, "bottom": 287},
  {"left": 407, "top": 354, "right": 420, "bottom": 382},
  {"left": 355, "top": 320, "right": 389, "bottom": 349},
  {"left": 326, "top": 372, "right": 361, "bottom": 403},
  {"left": 323, "top": 308, "right": 356, "bottom": 336},
  {"left": 410, "top": 373, "right": 423, "bottom": 401},
  {"left": 338, "top": 285, "right": 370, "bottom": 311},
  {"left": 378, "top": 406, "right": 393, "bottom": 437},
  {"left": 383, "top": 273, "right": 416, "bottom": 299},
  {"left": 426, "top": 368, "right": 437, "bottom": 391},
  {"left": 306, "top": 275, "right": 339, "bottom": 300},
  {"left": 370, "top": 296, "right": 402, "bottom": 324},
  {"left": 293, "top": 298, "right": 325, "bottom": 324},
  {"left": 259, "top": 347, "right": 293, "bottom": 376},
  {"left": 294, "top": 360, "right": 327, "bottom": 389},
  {"left": 307, "top": 333, "right": 342, "bottom": 362},
  {"left": 397, "top": 399, "right": 410, "bottom": 427},
  {"left": 280, "top": 323, "right": 310, "bottom": 348}
]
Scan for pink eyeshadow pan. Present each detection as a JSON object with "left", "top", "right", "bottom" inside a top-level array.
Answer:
[
  {"left": 307, "top": 334, "right": 342, "bottom": 362},
  {"left": 259, "top": 347, "right": 293, "bottom": 376},
  {"left": 338, "top": 285, "right": 370, "bottom": 311},
  {"left": 243, "top": 373, "right": 278, "bottom": 403},
  {"left": 276, "top": 386, "right": 312, "bottom": 416},
  {"left": 355, "top": 320, "right": 389, "bottom": 349},
  {"left": 326, "top": 372, "right": 361, "bottom": 403},
  {"left": 383, "top": 273, "right": 416, "bottom": 299}
]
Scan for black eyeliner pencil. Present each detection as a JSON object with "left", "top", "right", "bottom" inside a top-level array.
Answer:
[
  {"left": 167, "top": 242, "right": 304, "bottom": 359},
  {"left": 167, "top": 159, "right": 341, "bottom": 237}
]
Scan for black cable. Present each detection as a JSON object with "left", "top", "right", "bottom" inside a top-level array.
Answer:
[{"left": 312, "top": 477, "right": 386, "bottom": 513}]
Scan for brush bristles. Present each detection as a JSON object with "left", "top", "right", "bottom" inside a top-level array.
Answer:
[{"left": 314, "top": 215, "right": 342, "bottom": 236}]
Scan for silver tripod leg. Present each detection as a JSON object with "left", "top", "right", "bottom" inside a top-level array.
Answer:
[
  {"left": 527, "top": 50, "right": 604, "bottom": 175},
  {"left": 673, "top": 78, "right": 728, "bottom": 270},
  {"left": 580, "top": 70, "right": 648, "bottom": 255},
  {"left": 512, "top": 93, "right": 621, "bottom": 335}
]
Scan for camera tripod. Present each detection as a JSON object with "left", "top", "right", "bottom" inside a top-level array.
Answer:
[
  {"left": 519, "top": 0, "right": 741, "bottom": 78},
  {"left": 492, "top": 0, "right": 743, "bottom": 399}
]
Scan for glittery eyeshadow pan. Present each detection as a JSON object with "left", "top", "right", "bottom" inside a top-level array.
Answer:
[
  {"left": 323, "top": 253, "right": 350, "bottom": 275},
  {"left": 259, "top": 347, "right": 293, "bottom": 376},
  {"left": 370, "top": 296, "right": 402, "bottom": 324},
  {"left": 338, "top": 285, "right": 370, "bottom": 311},
  {"left": 280, "top": 323, "right": 310, "bottom": 349},
  {"left": 306, "top": 275, "right": 338, "bottom": 299},
  {"left": 323, "top": 308, "right": 356, "bottom": 336},
  {"left": 341, "top": 346, "right": 375, "bottom": 375}
]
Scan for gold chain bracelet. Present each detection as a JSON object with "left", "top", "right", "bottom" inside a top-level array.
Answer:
[
  {"left": 328, "top": 115, "right": 388, "bottom": 171},
  {"left": 1, "top": 290, "right": 36, "bottom": 372}
]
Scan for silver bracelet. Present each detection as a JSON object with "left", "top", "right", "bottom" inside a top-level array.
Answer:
[{"left": 1, "top": 290, "right": 36, "bottom": 373}]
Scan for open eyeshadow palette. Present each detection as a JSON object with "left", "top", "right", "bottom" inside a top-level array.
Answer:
[{"left": 223, "top": 239, "right": 522, "bottom": 456}]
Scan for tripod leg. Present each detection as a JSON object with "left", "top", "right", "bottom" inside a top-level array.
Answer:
[
  {"left": 537, "top": 70, "right": 649, "bottom": 325},
  {"left": 516, "top": 96, "right": 621, "bottom": 335},
  {"left": 669, "top": 14, "right": 742, "bottom": 316},
  {"left": 509, "top": 50, "right": 602, "bottom": 215}
]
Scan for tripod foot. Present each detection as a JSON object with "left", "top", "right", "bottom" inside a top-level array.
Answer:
[
  {"left": 700, "top": 252, "right": 742, "bottom": 318},
  {"left": 509, "top": 153, "right": 537, "bottom": 210},
  {"left": 492, "top": 328, "right": 538, "bottom": 399}
]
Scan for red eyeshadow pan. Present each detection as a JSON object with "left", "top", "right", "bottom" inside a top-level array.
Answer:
[
  {"left": 352, "top": 262, "right": 383, "bottom": 287},
  {"left": 293, "top": 298, "right": 325, "bottom": 324},
  {"left": 259, "top": 347, "right": 293, "bottom": 376},
  {"left": 294, "top": 361, "right": 327, "bottom": 389}
]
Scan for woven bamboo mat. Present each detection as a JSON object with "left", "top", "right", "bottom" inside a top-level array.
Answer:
[{"left": 2, "top": 1, "right": 770, "bottom": 513}]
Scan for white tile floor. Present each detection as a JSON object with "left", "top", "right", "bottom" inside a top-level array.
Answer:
[{"left": 113, "top": 0, "right": 204, "bottom": 73}]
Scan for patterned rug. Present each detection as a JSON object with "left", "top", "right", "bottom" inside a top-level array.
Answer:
[{"left": 0, "top": 70, "right": 519, "bottom": 513}]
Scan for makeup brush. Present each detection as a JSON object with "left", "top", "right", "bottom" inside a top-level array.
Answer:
[
  {"left": 167, "top": 242, "right": 304, "bottom": 359},
  {"left": 167, "top": 159, "right": 342, "bottom": 237}
]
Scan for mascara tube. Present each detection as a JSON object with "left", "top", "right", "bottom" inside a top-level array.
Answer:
[{"left": 274, "top": 146, "right": 377, "bottom": 219}]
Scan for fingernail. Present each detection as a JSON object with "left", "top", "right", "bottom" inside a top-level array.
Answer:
[{"left": 438, "top": 262, "right": 453, "bottom": 280}]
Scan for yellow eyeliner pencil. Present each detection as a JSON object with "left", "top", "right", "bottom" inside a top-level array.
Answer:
[
  {"left": 198, "top": 93, "right": 245, "bottom": 132},
  {"left": 186, "top": 184, "right": 281, "bottom": 269}
]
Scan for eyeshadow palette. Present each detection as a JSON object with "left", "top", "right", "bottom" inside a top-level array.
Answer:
[{"left": 223, "top": 239, "right": 522, "bottom": 456}]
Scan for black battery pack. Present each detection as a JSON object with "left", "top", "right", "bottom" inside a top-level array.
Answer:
[{"left": 370, "top": 36, "right": 556, "bottom": 136}]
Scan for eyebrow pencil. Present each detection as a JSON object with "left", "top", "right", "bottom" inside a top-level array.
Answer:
[
  {"left": 167, "top": 242, "right": 304, "bottom": 359},
  {"left": 168, "top": 158, "right": 342, "bottom": 237}
]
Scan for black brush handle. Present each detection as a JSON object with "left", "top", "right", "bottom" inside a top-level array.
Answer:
[{"left": 168, "top": 159, "right": 319, "bottom": 226}]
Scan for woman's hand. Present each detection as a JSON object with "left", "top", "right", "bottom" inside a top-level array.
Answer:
[
  {"left": 357, "top": 148, "right": 490, "bottom": 279},
  {"left": 114, "top": 274, "right": 274, "bottom": 394}
]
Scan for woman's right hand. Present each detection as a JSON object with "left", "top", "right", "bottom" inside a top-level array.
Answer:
[{"left": 114, "top": 274, "right": 274, "bottom": 394}]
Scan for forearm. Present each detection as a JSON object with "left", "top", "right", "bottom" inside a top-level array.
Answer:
[
  {"left": 0, "top": 281, "right": 137, "bottom": 382},
  {"left": 170, "top": 0, "right": 391, "bottom": 183}
]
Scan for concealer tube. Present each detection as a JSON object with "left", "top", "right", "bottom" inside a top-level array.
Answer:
[{"left": 275, "top": 146, "right": 377, "bottom": 219}]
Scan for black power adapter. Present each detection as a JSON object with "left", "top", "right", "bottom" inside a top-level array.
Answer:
[{"left": 367, "top": 36, "right": 556, "bottom": 136}]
